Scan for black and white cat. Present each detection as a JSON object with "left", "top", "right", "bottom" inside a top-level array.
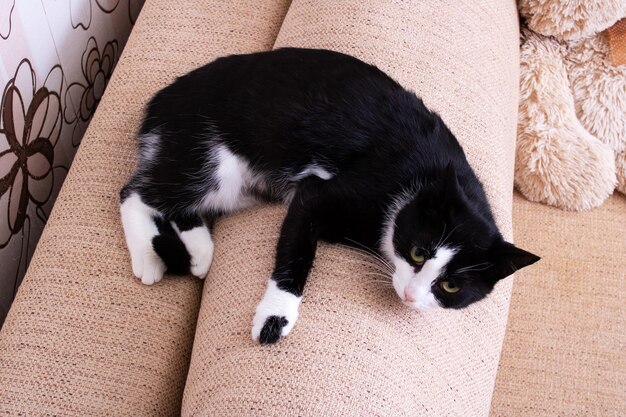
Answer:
[{"left": 120, "top": 48, "right": 539, "bottom": 344}]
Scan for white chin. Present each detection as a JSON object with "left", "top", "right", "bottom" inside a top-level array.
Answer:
[{"left": 403, "top": 300, "right": 440, "bottom": 312}]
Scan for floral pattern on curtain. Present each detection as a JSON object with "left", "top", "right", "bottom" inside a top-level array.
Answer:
[{"left": 0, "top": 0, "right": 145, "bottom": 326}]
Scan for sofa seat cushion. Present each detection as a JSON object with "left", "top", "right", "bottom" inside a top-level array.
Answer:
[{"left": 491, "top": 192, "right": 626, "bottom": 416}]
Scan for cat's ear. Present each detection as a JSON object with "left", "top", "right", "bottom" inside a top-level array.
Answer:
[{"left": 488, "top": 240, "right": 540, "bottom": 281}]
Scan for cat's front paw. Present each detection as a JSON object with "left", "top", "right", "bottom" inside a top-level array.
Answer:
[
  {"left": 251, "top": 280, "right": 301, "bottom": 344},
  {"left": 252, "top": 315, "right": 291, "bottom": 344}
]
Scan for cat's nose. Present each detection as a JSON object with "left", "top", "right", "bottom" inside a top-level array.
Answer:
[{"left": 404, "top": 288, "right": 415, "bottom": 303}]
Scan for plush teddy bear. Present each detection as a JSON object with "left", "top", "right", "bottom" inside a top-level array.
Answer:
[{"left": 515, "top": 0, "right": 626, "bottom": 211}]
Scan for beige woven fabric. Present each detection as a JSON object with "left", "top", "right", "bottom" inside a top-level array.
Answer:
[
  {"left": 182, "top": 1, "right": 521, "bottom": 415},
  {"left": 0, "top": 0, "right": 290, "bottom": 416},
  {"left": 491, "top": 192, "right": 626, "bottom": 416}
]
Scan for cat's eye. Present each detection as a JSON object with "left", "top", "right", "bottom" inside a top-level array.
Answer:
[
  {"left": 440, "top": 281, "right": 460, "bottom": 294},
  {"left": 410, "top": 246, "right": 425, "bottom": 265}
]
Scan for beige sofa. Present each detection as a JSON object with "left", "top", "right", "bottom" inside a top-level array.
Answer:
[{"left": 0, "top": 0, "right": 623, "bottom": 416}]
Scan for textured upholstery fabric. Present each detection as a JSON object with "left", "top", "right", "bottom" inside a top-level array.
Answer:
[
  {"left": 181, "top": 1, "right": 521, "bottom": 416},
  {"left": 0, "top": 0, "right": 290, "bottom": 415},
  {"left": 491, "top": 192, "right": 626, "bottom": 416}
]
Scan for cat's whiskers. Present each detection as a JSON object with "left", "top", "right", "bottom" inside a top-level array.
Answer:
[
  {"left": 346, "top": 255, "right": 394, "bottom": 275},
  {"left": 325, "top": 255, "right": 393, "bottom": 276},
  {"left": 339, "top": 240, "right": 386, "bottom": 259},
  {"left": 368, "top": 281, "right": 394, "bottom": 288},
  {"left": 457, "top": 262, "right": 492, "bottom": 273},
  {"left": 363, "top": 276, "right": 395, "bottom": 288},
  {"left": 333, "top": 246, "right": 394, "bottom": 270},
  {"left": 340, "top": 239, "right": 394, "bottom": 273},
  {"left": 330, "top": 269, "right": 394, "bottom": 287},
  {"left": 435, "top": 223, "right": 462, "bottom": 251},
  {"left": 434, "top": 222, "right": 447, "bottom": 251},
  {"left": 360, "top": 272, "right": 393, "bottom": 280}
]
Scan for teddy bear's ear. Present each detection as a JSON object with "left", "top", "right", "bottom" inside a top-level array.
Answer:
[{"left": 519, "top": 0, "right": 625, "bottom": 41}]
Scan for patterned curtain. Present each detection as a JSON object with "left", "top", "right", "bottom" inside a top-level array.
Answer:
[{"left": 0, "top": 0, "right": 145, "bottom": 326}]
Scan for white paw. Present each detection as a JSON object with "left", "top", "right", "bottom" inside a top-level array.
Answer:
[
  {"left": 173, "top": 224, "right": 214, "bottom": 279},
  {"left": 251, "top": 280, "right": 301, "bottom": 344},
  {"left": 120, "top": 193, "right": 164, "bottom": 284},
  {"left": 132, "top": 246, "right": 166, "bottom": 285},
  {"left": 189, "top": 241, "right": 214, "bottom": 278}
]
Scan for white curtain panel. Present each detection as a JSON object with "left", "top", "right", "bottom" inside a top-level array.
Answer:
[{"left": 0, "top": 0, "right": 145, "bottom": 325}]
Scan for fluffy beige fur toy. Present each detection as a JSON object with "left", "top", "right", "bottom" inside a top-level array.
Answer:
[{"left": 515, "top": 0, "right": 626, "bottom": 211}]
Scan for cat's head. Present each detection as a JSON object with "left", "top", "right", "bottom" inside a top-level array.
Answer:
[{"left": 381, "top": 166, "right": 539, "bottom": 311}]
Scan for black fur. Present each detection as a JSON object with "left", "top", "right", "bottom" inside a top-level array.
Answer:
[
  {"left": 121, "top": 48, "right": 539, "bottom": 339},
  {"left": 152, "top": 217, "right": 191, "bottom": 276}
]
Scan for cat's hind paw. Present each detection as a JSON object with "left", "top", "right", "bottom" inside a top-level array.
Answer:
[
  {"left": 171, "top": 224, "right": 214, "bottom": 279},
  {"left": 189, "top": 244, "right": 214, "bottom": 278},
  {"left": 132, "top": 247, "right": 166, "bottom": 285},
  {"left": 251, "top": 280, "right": 301, "bottom": 344},
  {"left": 120, "top": 192, "right": 166, "bottom": 285}
]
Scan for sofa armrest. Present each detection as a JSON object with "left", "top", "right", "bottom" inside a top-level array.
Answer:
[{"left": 0, "top": 1, "right": 290, "bottom": 415}]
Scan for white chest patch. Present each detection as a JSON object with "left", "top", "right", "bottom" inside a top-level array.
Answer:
[
  {"left": 198, "top": 144, "right": 260, "bottom": 212},
  {"left": 380, "top": 189, "right": 415, "bottom": 262}
]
